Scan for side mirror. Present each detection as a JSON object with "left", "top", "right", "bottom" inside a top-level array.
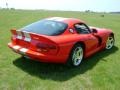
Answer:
[{"left": 92, "top": 29, "right": 97, "bottom": 33}]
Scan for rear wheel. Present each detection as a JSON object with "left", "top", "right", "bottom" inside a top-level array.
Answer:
[
  {"left": 67, "top": 44, "right": 84, "bottom": 67},
  {"left": 106, "top": 35, "right": 114, "bottom": 50}
]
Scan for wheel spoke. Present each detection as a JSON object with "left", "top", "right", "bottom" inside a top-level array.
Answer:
[{"left": 110, "top": 38, "right": 113, "bottom": 42}]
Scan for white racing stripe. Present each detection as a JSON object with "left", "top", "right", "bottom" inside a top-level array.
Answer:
[
  {"left": 13, "top": 45, "right": 20, "bottom": 50},
  {"left": 55, "top": 17, "right": 67, "bottom": 21},
  {"left": 46, "top": 17, "right": 61, "bottom": 20},
  {"left": 19, "top": 48, "right": 28, "bottom": 55},
  {"left": 23, "top": 31, "right": 31, "bottom": 42},
  {"left": 12, "top": 45, "right": 21, "bottom": 52},
  {"left": 16, "top": 30, "right": 22, "bottom": 39},
  {"left": 46, "top": 17, "right": 67, "bottom": 21}
]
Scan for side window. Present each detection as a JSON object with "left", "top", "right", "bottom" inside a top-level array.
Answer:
[{"left": 74, "top": 23, "right": 90, "bottom": 34}]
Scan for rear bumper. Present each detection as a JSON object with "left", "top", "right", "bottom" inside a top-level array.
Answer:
[{"left": 8, "top": 42, "right": 68, "bottom": 63}]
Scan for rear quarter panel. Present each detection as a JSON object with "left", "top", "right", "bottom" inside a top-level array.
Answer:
[
  {"left": 48, "top": 34, "right": 92, "bottom": 61},
  {"left": 96, "top": 28, "right": 114, "bottom": 46}
]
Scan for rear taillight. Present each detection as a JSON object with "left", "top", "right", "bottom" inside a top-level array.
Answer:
[{"left": 36, "top": 42, "right": 57, "bottom": 52}]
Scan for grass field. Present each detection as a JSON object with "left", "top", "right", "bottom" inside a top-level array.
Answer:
[{"left": 0, "top": 9, "right": 120, "bottom": 90}]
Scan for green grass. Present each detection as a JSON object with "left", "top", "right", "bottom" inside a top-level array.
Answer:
[{"left": 0, "top": 9, "right": 120, "bottom": 90}]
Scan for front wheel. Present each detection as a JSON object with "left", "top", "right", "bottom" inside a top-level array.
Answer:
[
  {"left": 105, "top": 35, "right": 114, "bottom": 50},
  {"left": 67, "top": 44, "right": 84, "bottom": 67}
]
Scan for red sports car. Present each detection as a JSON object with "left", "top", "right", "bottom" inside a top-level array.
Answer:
[{"left": 8, "top": 17, "right": 115, "bottom": 66}]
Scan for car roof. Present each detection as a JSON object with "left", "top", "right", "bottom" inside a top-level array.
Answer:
[{"left": 45, "top": 17, "right": 84, "bottom": 25}]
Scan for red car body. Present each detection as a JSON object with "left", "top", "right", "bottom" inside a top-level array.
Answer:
[{"left": 8, "top": 17, "right": 114, "bottom": 64}]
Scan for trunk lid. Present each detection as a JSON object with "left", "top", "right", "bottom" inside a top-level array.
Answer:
[{"left": 10, "top": 29, "right": 59, "bottom": 55}]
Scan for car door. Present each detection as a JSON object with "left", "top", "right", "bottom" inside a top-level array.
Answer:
[{"left": 74, "top": 23, "right": 99, "bottom": 56}]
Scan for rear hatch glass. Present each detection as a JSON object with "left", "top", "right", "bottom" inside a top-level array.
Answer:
[{"left": 21, "top": 20, "right": 68, "bottom": 36}]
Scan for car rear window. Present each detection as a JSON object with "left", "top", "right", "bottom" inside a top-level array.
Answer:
[{"left": 21, "top": 20, "right": 68, "bottom": 36}]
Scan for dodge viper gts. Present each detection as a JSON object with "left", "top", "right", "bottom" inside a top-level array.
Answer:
[{"left": 8, "top": 17, "right": 115, "bottom": 66}]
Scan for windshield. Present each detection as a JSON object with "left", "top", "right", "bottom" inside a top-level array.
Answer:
[{"left": 21, "top": 20, "right": 68, "bottom": 36}]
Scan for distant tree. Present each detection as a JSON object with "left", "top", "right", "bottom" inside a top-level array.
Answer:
[
  {"left": 10, "top": 8, "right": 15, "bottom": 10},
  {"left": 85, "top": 10, "right": 91, "bottom": 13},
  {"left": 6, "top": 2, "right": 8, "bottom": 9}
]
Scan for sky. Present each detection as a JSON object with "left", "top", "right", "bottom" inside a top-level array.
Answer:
[{"left": 0, "top": 0, "right": 120, "bottom": 12}]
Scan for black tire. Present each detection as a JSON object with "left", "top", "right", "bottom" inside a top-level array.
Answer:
[
  {"left": 67, "top": 44, "right": 84, "bottom": 67},
  {"left": 105, "top": 35, "right": 114, "bottom": 50}
]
